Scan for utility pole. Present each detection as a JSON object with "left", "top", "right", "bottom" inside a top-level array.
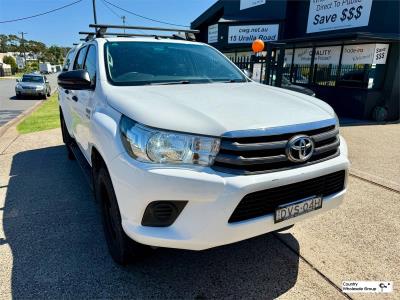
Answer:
[
  {"left": 92, "top": 0, "right": 98, "bottom": 24},
  {"left": 18, "top": 32, "right": 27, "bottom": 69},
  {"left": 121, "top": 16, "right": 126, "bottom": 33}
]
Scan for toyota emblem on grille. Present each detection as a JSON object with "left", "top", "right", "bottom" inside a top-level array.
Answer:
[{"left": 286, "top": 135, "right": 314, "bottom": 163}]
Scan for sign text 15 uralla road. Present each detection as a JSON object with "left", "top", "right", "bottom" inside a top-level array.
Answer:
[
  {"left": 307, "top": 0, "right": 373, "bottom": 33},
  {"left": 228, "top": 24, "right": 279, "bottom": 44}
]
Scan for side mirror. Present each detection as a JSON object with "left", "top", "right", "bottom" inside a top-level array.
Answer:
[
  {"left": 243, "top": 69, "right": 253, "bottom": 79},
  {"left": 16, "top": 78, "right": 21, "bottom": 82},
  {"left": 58, "top": 70, "right": 92, "bottom": 90}
]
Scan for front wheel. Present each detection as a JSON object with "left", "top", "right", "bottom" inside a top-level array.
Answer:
[{"left": 95, "top": 166, "right": 149, "bottom": 265}]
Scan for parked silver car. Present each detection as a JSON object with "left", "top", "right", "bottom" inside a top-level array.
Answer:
[{"left": 15, "top": 73, "right": 51, "bottom": 99}]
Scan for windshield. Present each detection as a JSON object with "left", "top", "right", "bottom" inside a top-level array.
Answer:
[
  {"left": 104, "top": 41, "right": 246, "bottom": 86},
  {"left": 22, "top": 76, "right": 44, "bottom": 83}
]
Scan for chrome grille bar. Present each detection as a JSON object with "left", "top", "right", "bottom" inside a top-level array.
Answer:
[
  {"left": 213, "top": 119, "right": 340, "bottom": 174},
  {"left": 220, "top": 140, "right": 287, "bottom": 151},
  {"left": 314, "top": 138, "right": 340, "bottom": 155},
  {"left": 311, "top": 128, "right": 339, "bottom": 142},
  {"left": 215, "top": 154, "right": 288, "bottom": 165}
]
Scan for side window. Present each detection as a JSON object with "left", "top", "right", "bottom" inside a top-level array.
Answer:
[
  {"left": 83, "top": 45, "right": 97, "bottom": 84},
  {"left": 63, "top": 50, "right": 75, "bottom": 71},
  {"left": 73, "top": 46, "right": 88, "bottom": 70}
]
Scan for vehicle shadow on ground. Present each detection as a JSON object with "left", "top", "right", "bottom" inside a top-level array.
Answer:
[
  {"left": 9, "top": 96, "right": 42, "bottom": 100},
  {"left": 2, "top": 145, "right": 300, "bottom": 299}
]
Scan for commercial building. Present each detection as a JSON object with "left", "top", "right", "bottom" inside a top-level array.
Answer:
[{"left": 192, "top": 0, "right": 400, "bottom": 121}]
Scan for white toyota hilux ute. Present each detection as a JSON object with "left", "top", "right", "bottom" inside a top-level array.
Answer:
[{"left": 58, "top": 37, "right": 349, "bottom": 265}]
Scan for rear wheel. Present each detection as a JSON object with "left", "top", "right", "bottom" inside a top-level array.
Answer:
[
  {"left": 95, "top": 166, "right": 149, "bottom": 265},
  {"left": 59, "top": 108, "right": 75, "bottom": 160}
]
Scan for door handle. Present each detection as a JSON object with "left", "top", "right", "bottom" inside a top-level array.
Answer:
[
  {"left": 72, "top": 95, "right": 78, "bottom": 102},
  {"left": 65, "top": 89, "right": 70, "bottom": 94}
]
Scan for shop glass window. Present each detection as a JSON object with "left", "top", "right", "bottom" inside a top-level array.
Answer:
[
  {"left": 337, "top": 44, "right": 388, "bottom": 89},
  {"left": 289, "top": 48, "right": 312, "bottom": 84},
  {"left": 313, "top": 65, "right": 339, "bottom": 87},
  {"left": 312, "top": 46, "right": 341, "bottom": 87},
  {"left": 337, "top": 64, "right": 386, "bottom": 89},
  {"left": 282, "top": 49, "right": 293, "bottom": 82}
]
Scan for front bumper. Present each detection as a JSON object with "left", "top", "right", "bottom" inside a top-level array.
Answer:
[
  {"left": 16, "top": 88, "right": 45, "bottom": 96},
  {"left": 109, "top": 137, "right": 350, "bottom": 250}
]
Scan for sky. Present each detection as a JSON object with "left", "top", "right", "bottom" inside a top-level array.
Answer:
[{"left": 0, "top": 0, "right": 217, "bottom": 47}]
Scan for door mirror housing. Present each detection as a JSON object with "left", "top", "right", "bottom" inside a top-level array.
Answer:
[
  {"left": 16, "top": 78, "right": 21, "bottom": 82},
  {"left": 58, "top": 70, "right": 92, "bottom": 90}
]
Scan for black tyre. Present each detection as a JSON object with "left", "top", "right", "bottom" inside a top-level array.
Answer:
[
  {"left": 95, "top": 166, "right": 148, "bottom": 265},
  {"left": 59, "top": 108, "right": 75, "bottom": 160},
  {"left": 15, "top": 93, "right": 21, "bottom": 99}
]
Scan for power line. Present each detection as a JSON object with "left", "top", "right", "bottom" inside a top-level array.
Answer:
[
  {"left": 100, "top": 0, "right": 121, "bottom": 19},
  {"left": 103, "top": 0, "right": 189, "bottom": 28},
  {"left": 0, "top": 0, "right": 83, "bottom": 24},
  {"left": 99, "top": 0, "right": 146, "bottom": 34}
]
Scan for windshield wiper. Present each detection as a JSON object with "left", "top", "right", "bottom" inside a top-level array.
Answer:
[
  {"left": 213, "top": 79, "right": 246, "bottom": 83},
  {"left": 150, "top": 80, "right": 191, "bottom": 85}
]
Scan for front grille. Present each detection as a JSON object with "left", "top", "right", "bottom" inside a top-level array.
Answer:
[
  {"left": 213, "top": 123, "right": 340, "bottom": 175},
  {"left": 22, "top": 86, "right": 37, "bottom": 90},
  {"left": 228, "top": 170, "right": 346, "bottom": 223}
]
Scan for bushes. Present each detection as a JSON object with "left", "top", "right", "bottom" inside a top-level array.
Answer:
[{"left": 2, "top": 55, "right": 17, "bottom": 74}]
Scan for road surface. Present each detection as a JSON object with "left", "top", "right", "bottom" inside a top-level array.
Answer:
[{"left": 0, "top": 73, "right": 58, "bottom": 126}]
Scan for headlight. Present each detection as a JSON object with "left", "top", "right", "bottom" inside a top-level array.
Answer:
[
  {"left": 36, "top": 86, "right": 44, "bottom": 90},
  {"left": 16, "top": 84, "right": 21, "bottom": 89},
  {"left": 120, "top": 115, "right": 220, "bottom": 166}
]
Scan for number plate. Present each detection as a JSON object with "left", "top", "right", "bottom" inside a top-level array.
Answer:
[{"left": 274, "top": 196, "right": 323, "bottom": 223}]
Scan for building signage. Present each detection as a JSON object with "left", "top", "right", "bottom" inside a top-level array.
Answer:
[
  {"left": 306, "top": 0, "right": 373, "bottom": 33},
  {"left": 240, "top": 0, "right": 266, "bottom": 10},
  {"left": 314, "top": 46, "right": 341, "bottom": 64},
  {"left": 208, "top": 24, "right": 218, "bottom": 44},
  {"left": 342, "top": 44, "right": 389, "bottom": 64},
  {"left": 293, "top": 48, "right": 312, "bottom": 64},
  {"left": 228, "top": 24, "right": 279, "bottom": 44},
  {"left": 372, "top": 44, "right": 389, "bottom": 64}
]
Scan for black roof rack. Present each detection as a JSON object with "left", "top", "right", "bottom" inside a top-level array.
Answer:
[
  {"left": 79, "top": 31, "right": 175, "bottom": 39},
  {"left": 83, "top": 23, "right": 199, "bottom": 41}
]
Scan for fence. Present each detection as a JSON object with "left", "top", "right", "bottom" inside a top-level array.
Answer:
[{"left": 230, "top": 55, "right": 379, "bottom": 90}]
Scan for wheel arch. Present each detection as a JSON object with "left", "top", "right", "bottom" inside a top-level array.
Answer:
[{"left": 91, "top": 146, "right": 107, "bottom": 175}]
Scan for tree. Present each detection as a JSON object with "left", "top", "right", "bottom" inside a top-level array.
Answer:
[
  {"left": 7, "top": 35, "right": 20, "bottom": 52},
  {"left": 0, "top": 34, "right": 8, "bottom": 52},
  {"left": 26, "top": 40, "right": 46, "bottom": 55},
  {"left": 29, "top": 61, "right": 39, "bottom": 71},
  {"left": 3, "top": 56, "right": 17, "bottom": 74}
]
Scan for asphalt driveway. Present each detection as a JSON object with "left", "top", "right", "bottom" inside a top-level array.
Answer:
[{"left": 0, "top": 123, "right": 399, "bottom": 299}]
